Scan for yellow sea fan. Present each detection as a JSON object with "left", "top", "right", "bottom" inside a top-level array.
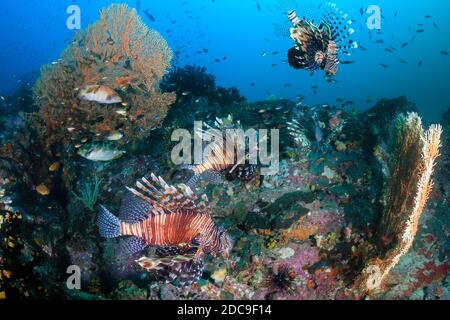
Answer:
[{"left": 354, "top": 113, "right": 442, "bottom": 295}]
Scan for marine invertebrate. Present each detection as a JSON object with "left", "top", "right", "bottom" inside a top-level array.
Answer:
[
  {"left": 31, "top": 4, "right": 175, "bottom": 153},
  {"left": 354, "top": 113, "right": 442, "bottom": 295},
  {"left": 72, "top": 176, "right": 103, "bottom": 212},
  {"left": 97, "top": 173, "right": 233, "bottom": 286},
  {"left": 264, "top": 263, "right": 297, "bottom": 297}
]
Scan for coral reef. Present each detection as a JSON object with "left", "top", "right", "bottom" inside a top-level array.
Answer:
[
  {"left": 31, "top": 4, "right": 175, "bottom": 154},
  {"left": 0, "top": 86, "right": 447, "bottom": 300}
]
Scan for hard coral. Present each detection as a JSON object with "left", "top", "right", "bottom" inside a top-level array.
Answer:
[{"left": 31, "top": 4, "right": 175, "bottom": 152}]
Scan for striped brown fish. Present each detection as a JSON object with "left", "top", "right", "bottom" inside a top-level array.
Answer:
[
  {"left": 183, "top": 115, "right": 259, "bottom": 187},
  {"left": 97, "top": 173, "right": 233, "bottom": 285},
  {"left": 287, "top": 2, "right": 358, "bottom": 75}
]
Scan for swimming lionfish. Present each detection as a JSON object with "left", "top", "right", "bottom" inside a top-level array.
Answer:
[
  {"left": 287, "top": 112, "right": 322, "bottom": 154},
  {"left": 97, "top": 173, "right": 233, "bottom": 286},
  {"left": 288, "top": 107, "right": 346, "bottom": 154},
  {"left": 183, "top": 115, "right": 259, "bottom": 187},
  {"left": 287, "top": 2, "right": 358, "bottom": 75}
]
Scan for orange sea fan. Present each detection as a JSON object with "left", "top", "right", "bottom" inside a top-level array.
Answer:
[{"left": 31, "top": 3, "right": 175, "bottom": 152}]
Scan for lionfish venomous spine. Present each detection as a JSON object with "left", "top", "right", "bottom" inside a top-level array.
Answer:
[{"left": 97, "top": 173, "right": 232, "bottom": 286}]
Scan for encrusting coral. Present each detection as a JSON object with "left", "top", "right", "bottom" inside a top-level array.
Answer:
[
  {"left": 354, "top": 112, "right": 442, "bottom": 296},
  {"left": 30, "top": 4, "right": 175, "bottom": 153}
]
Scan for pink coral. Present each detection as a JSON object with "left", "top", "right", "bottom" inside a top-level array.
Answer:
[{"left": 328, "top": 111, "right": 342, "bottom": 130}]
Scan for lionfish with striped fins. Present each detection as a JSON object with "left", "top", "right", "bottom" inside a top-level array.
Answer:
[
  {"left": 287, "top": 2, "right": 358, "bottom": 75},
  {"left": 182, "top": 115, "right": 259, "bottom": 187},
  {"left": 97, "top": 173, "right": 233, "bottom": 286}
]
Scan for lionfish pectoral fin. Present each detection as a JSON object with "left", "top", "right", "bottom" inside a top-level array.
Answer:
[
  {"left": 142, "top": 255, "right": 205, "bottom": 287},
  {"left": 155, "top": 245, "right": 197, "bottom": 257},
  {"left": 136, "top": 254, "right": 204, "bottom": 287},
  {"left": 119, "top": 236, "right": 148, "bottom": 256},
  {"left": 118, "top": 190, "right": 151, "bottom": 223},
  {"left": 135, "top": 256, "right": 165, "bottom": 271},
  {"left": 174, "top": 259, "right": 204, "bottom": 287}
]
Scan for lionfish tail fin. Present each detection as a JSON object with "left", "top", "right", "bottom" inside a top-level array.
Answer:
[
  {"left": 136, "top": 255, "right": 204, "bottom": 287},
  {"left": 97, "top": 205, "right": 121, "bottom": 238}
]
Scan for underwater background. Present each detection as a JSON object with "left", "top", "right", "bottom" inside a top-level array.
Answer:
[
  {"left": 0, "top": 0, "right": 448, "bottom": 300},
  {"left": 2, "top": 0, "right": 450, "bottom": 120}
]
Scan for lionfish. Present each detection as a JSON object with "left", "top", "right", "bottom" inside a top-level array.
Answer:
[
  {"left": 97, "top": 173, "right": 233, "bottom": 286},
  {"left": 287, "top": 2, "right": 358, "bottom": 75},
  {"left": 183, "top": 115, "right": 259, "bottom": 187},
  {"left": 288, "top": 107, "right": 346, "bottom": 154}
]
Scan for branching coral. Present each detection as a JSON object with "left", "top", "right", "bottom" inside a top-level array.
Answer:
[
  {"left": 354, "top": 113, "right": 442, "bottom": 295},
  {"left": 31, "top": 4, "right": 175, "bottom": 152}
]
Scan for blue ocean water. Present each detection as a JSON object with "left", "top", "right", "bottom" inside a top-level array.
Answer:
[{"left": 1, "top": 0, "right": 449, "bottom": 120}]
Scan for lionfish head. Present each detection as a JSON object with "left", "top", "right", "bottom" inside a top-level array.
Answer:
[{"left": 314, "top": 51, "right": 326, "bottom": 65}]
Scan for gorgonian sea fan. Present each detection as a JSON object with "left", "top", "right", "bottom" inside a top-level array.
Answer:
[{"left": 31, "top": 4, "right": 175, "bottom": 150}]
